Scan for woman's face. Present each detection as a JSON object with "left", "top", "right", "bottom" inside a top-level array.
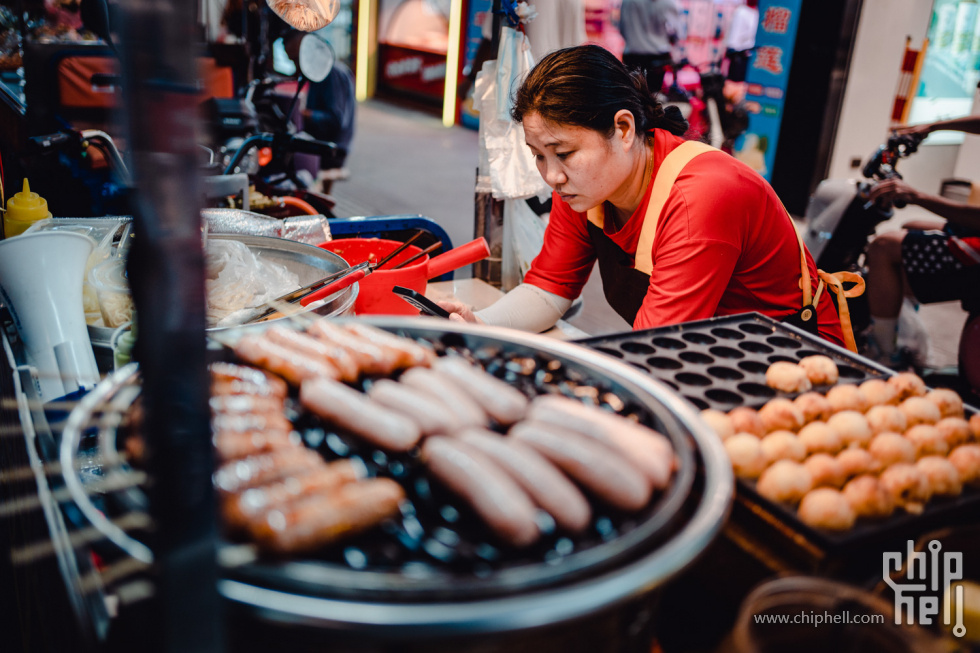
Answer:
[{"left": 522, "top": 111, "right": 635, "bottom": 213}]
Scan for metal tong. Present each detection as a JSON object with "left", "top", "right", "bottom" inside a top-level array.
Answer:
[{"left": 240, "top": 230, "right": 425, "bottom": 325}]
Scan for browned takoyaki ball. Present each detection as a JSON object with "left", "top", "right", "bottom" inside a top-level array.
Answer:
[
  {"left": 765, "top": 361, "right": 812, "bottom": 393},
  {"left": 725, "top": 434, "right": 768, "bottom": 479},
  {"left": 868, "top": 432, "right": 917, "bottom": 467},
  {"left": 794, "top": 392, "right": 833, "bottom": 423},
  {"left": 728, "top": 407, "right": 766, "bottom": 437},
  {"left": 804, "top": 453, "right": 847, "bottom": 488},
  {"left": 904, "top": 424, "right": 949, "bottom": 458},
  {"left": 836, "top": 447, "right": 878, "bottom": 478},
  {"left": 798, "top": 487, "right": 856, "bottom": 531},
  {"left": 758, "top": 398, "right": 805, "bottom": 433},
  {"left": 859, "top": 378, "right": 900, "bottom": 407},
  {"left": 827, "top": 410, "right": 873, "bottom": 448},
  {"left": 915, "top": 456, "right": 962, "bottom": 497},
  {"left": 798, "top": 421, "right": 844, "bottom": 455},
  {"left": 865, "top": 405, "right": 908, "bottom": 436},
  {"left": 924, "top": 388, "right": 964, "bottom": 419},
  {"left": 700, "top": 409, "right": 735, "bottom": 441},
  {"left": 879, "top": 463, "right": 932, "bottom": 510},
  {"left": 899, "top": 397, "right": 942, "bottom": 428},
  {"left": 888, "top": 372, "right": 927, "bottom": 402},
  {"left": 970, "top": 414, "right": 980, "bottom": 442},
  {"left": 948, "top": 444, "right": 980, "bottom": 487},
  {"left": 935, "top": 417, "right": 971, "bottom": 449},
  {"left": 760, "top": 430, "right": 808, "bottom": 464},
  {"left": 798, "top": 355, "right": 839, "bottom": 386},
  {"left": 842, "top": 475, "right": 895, "bottom": 519},
  {"left": 757, "top": 460, "right": 814, "bottom": 504},
  {"left": 826, "top": 384, "right": 869, "bottom": 414}
]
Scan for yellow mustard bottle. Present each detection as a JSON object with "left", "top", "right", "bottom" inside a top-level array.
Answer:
[{"left": 4, "top": 179, "right": 52, "bottom": 238}]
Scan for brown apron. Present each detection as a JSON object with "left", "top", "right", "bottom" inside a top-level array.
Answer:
[{"left": 585, "top": 140, "right": 864, "bottom": 350}]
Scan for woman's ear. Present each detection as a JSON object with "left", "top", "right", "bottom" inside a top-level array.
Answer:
[{"left": 612, "top": 109, "right": 638, "bottom": 152}]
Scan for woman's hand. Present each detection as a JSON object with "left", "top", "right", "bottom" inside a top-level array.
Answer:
[
  {"left": 868, "top": 178, "right": 920, "bottom": 207},
  {"left": 436, "top": 300, "right": 484, "bottom": 325}
]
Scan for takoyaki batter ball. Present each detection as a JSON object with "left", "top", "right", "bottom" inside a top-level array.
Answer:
[
  {"left": 725, "top": 434, "right": 768, "bottom": 478},
  {"left": 865, "top": 405, "right": 908, "bottom": 436},
  {"left": 827, "top": 410, "right": 873, "bottom": 448},
  {"left": 859, "top": 378, "right": 900, "bottom": 407},
  {"left": 798, "top": 487, "right": 856, "bottom": 531},
  {"left": 925, "top": 388, "right": 964, "bottom": 419},
  {"left": 868, "top": 432, "right": 917, "bottom": 467},
  {"left": 842, "top": 475, "right": 895, "bottom": 519},
  {"left": 879, "top": 462, "right": 932, "bottom": 510},
  {"left": 756, "top": 460, "right": 813, "bottom": 504},
  {"left": 915, "top": 456, "right": 962, "bottom": 497},
  {"left": 970, "top": 414, "right": 980, "bottom": 441},
  {"left": 825, "top": 384, "right": 869, "bottom": 414},
  {"left": 798, "top": 421, "right": 844, "bottom": 455},
  {"left": 904, "top": 424, "right": 950, "bottom": 458},
  {"left": 700, "top": 409, "right": 735, "bottom": 441},
  {"left": 836, "top": 447, "right": 878, "bottom": 478},
  {"left": 935, "top": 417, "right": 971, "bottom": 449},
  {"left": 794, "top": 392, "right": 833, "bottom": 423},
  {"left": 760, "top": 431, "right": 807, "bottom": 464},
  {"left": 798, "top": 355, "right": 839, "bottom": 386},
  {"left": 765, "top": 361, "right": 812, "bottom": 394},
  {"left": 948, "top": 444, "right": 980, "bottom": 486},
  {"left": 804, "top": 453, "right": 847, "bottom": 489},
  {"left": 758, "top": 398, "right": 805, "bottom": 434},
  {"left": 899, "top": 397, "right": 942, "bottom": 429},
  {"left": 728, "top": 407, "right": 766, "bottom": 437},
  {"left": 888, "top": 372, "right": 927, "bottom": 402}
]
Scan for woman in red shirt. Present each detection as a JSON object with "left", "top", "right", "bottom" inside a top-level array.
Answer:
[{"left": 442, "top": 45, "right": 843, "bottom": 346}]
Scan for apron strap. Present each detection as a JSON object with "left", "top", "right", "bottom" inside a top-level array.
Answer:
[
  {"left": 634, "top": 140, "right": 716, "bottom": 275},
  {"left": 817, "top": 270, "right": 865, "bottom": 353}
]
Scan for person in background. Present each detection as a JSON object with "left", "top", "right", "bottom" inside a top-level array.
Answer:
[
  {"left": 523, "top": 0, "right": 587, "bottom": 62},
  {"left": 438, "top": 45, "right": 844, "bottom": 346},
  {"left": 618, "top": 0, "right": 681, "bottom": 96},
  {"left": 724, "top": 0, "right": 758, "bottom": 83},
  {"left": 863, "top": 115, "right": 980, "bottom": 367}
]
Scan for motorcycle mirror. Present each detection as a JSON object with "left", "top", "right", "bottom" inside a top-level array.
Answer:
[
  {"left": 297, "top": 34, "right": 335, "bottom": 83},
  {"left": 266, "top": 0, "right": 340, "bottom": 32}
]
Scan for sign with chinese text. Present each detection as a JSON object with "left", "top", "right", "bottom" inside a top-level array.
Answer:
[{"left": 732, "top": 0, "right": 802, "bottom": 180}]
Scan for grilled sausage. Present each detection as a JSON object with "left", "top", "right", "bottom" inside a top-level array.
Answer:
[
  {"left": 510, "top": 421, "right": 652, "bottom": 511},
  {"left": 209, "top": 393, "right": 284, "bottom": 416},
  {"left": 247, "top": 477, "right": 405, "bottom": 554},
  {"left": 233, "top": 335, "right": 339, "bottom": 385},
  {"left": 344, "top": 323, "right": 434, "bottom": 369},
  {"left": 431, "top": 357, "right": 529, "bottom": 425},
  {"left": 456, "top": 427, "right": 591, "bottom": 532},
  {"left": 222, "top": 460, "right": 363, "bottom": 532},
  {"left": 265, "top": 325, "right": 360, "bottom": 382},
  {"left": 306, "top": 320, "right": 395, "bottom": 376},
  {"left": 213, "top": 447, "right": 324, "bottom": 495},
  {"left": 212, "top": 411, "right": 293, "bottom": 435},
  {"left": 422, "top": 436, "right": 540, "bottom": 547},
  {"left": 367, "top": 378, "right": 463, "bottom": 435},
  {"left": 300, "top": 378, "right": 422, "bottom": 451},
  {"left": 213, "top": 429, "right": 299, "bottom": 462},
  {"left": 398, "top": 367, "right": 488, "bottom": 427},
  {"left": 210, "top": 362, "right": 288, "bottom": 399},
  {"left": 528, "top": 395, "right": 674, "bottom": 489}
]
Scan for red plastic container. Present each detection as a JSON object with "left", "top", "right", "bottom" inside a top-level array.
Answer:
[{"left": 319, "top": 237, "right": 489, "bottom": 315}]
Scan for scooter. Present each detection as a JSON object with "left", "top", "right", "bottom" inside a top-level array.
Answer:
[{"left": 803, "top": 132, "right": 980, "bottom": 399}]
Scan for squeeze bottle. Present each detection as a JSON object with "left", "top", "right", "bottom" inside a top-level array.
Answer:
[{"left": 4, "top": 179, "right": 52, "bottom": 238}]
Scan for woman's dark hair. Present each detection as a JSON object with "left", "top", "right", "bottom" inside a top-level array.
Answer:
[{"left": 511, "top": 44, "right": 688, "bottom": 137}]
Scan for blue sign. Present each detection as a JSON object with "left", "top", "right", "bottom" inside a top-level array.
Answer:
[
  {"left": 460, "top": 0, "right": 493, "bottom": 130},
  {"left": 732, "top": 0, "right": 802, "bottom": 180}
]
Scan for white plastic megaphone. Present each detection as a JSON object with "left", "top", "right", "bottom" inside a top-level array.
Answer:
[{"left": 0, "top": 231, "right": 101, "bottom": 401}]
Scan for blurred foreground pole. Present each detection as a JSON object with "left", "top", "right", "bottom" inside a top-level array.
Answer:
[{"left": 117, "top": 0, "right": 220, "bottom": 649}]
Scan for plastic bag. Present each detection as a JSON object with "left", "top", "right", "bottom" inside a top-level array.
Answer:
[
  {"left": 204, "top": 239, "right": 300, "bottom": 327},
  {"left": 474, "top": 26, "right": 550, "bottom": 201}
]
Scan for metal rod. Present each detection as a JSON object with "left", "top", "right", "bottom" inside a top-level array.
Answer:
[
  {"left": 372, "top": 229, "right": 426, "bottom": 269},
  {"left": 391, "top": 241, "right": 443, "bottom": 269}
]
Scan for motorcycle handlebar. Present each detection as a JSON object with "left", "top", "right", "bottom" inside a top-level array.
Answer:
[{"left": 285, "top": 134, "right": 341, "bottom": 157}]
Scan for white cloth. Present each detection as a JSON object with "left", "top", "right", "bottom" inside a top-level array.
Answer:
[
  {"left": 726, "top": 5, "right": 758, "bottom": 52},
  {"left": 619, "top": 0, "right": 681, "bottom": 56},
  {"left": 481, "top": 0, "right": 586, "bottom": 61},
  {"left": 475, "top": 282, "right": 572, "bottom": 332}
]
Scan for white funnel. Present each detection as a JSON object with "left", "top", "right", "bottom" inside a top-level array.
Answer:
[{"left": 0, "top": 231, "right": 100, "bottom": 401}]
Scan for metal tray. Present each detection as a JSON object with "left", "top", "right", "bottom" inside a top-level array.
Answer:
[
  {"left": 576, "top": 312, "right": 980, "bottom": 555},
  {"left": 575, "top": 312, "right": 889, "bottom": 412}
]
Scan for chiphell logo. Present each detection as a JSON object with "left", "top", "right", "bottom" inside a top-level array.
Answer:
[{"left": 883, "top": 539, "right": 966, "bottom": 637}]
